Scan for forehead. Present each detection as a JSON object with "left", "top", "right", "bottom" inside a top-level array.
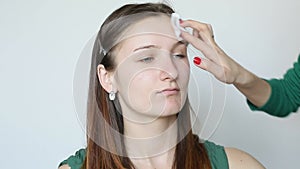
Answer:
[
  {"left": 112, "top": 15, "right": 184, "bottom": 63},
  {"left": 122, "top": 15, "right": 178, "bottom": 42}
]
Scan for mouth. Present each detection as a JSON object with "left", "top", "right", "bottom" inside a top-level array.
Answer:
[{"left": 159, "top": 88, "right": 180, "bottom": 96}]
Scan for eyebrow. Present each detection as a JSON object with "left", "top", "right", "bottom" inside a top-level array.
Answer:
[
  {"left": 176, "top": 40, "right": 189, "bottom": 47},
  {"left": 133, "top": 45, "right": 159, "bottom": 52},
  {"left": 133, "top": 40, "right": 188, "bottom": 52}
]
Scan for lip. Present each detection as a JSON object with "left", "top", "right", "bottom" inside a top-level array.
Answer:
[{"left": 159, "top": 88, "right": 180, "bottom": 96}]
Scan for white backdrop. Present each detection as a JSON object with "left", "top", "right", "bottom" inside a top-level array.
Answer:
[{"left": 0, "top": 0, "right": 299, "bottom": 169}]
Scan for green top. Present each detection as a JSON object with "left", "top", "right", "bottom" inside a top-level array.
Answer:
[
  {"left": 248, "top": 54, "right": 300, "bottom": 117},
  {"left": 59, "top": 140, "right": 229, "bottom": 169}
]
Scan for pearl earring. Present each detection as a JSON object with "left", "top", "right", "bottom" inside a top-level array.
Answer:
[{"left": 109, "top": 91, "right": 115, "bottom": 101}]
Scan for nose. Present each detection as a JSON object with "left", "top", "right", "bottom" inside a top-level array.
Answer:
[{"left": 159, "top": 58, "right": 179, "bottom": 81}]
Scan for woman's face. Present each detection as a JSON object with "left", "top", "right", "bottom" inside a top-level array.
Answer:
[{"left": 112, "top": 15, "right": 190, "bottom": 123}]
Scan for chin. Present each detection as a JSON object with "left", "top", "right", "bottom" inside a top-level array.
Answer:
[{"left": 159, "top": 105, "right": 181, "bottom": 117}]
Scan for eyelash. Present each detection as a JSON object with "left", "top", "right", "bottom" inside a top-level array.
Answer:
[
  {"left": 173, "top": 54, "right": 186, "bottom": 59},
  {"left": 139, "top": 57, "right": 154, "bottom": 63},
  {"left": 138, "top": 54, "right": 186, "bottom": 63}
]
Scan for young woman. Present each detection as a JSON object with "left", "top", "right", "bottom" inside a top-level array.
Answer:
[{"left": 59, "top": 3, "right": 265, "bottom": 169}]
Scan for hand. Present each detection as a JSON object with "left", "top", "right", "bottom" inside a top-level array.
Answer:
[
  {"left": 180, "top": 20, "right": 246, "bottom": 85},
  {"left": 180, "top": 20, "right": 271, "bottom": 107}
]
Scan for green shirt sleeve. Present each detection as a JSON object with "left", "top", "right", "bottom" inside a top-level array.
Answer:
[
  {"left": 248, "top": 54, "right": 300, "bottom": 117},
  {"left": 58, "top": 148, "right": 86, "bottom": 169},
  {"left": 204, "top": 141, "right": 229, "bottom": 169}
]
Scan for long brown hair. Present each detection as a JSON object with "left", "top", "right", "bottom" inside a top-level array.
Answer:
[{"left": 84, "top": 3, "right": 212, "bottom": 169}]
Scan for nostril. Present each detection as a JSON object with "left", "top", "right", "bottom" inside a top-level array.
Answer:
[{"left": 160, "top": 69, "right": 178, "bottom": 81}]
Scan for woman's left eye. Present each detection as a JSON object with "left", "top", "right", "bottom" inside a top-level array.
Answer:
[{"left": 173, "top": 54, "right": 186, "bottom": 59}]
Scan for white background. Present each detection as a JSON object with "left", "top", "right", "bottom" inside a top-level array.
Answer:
[{"left": 1, "top": 0, "right": 299, "bottom": 168}]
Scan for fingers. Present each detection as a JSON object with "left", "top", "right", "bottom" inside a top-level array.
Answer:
[
  {"left": 193, "top": 57, "right": 209, "bottom": 71},
  {"left": 181, "top": 31, "right": 219, "bottom": 63},
  {"left": 192, "top": 29, "right": 200, "bottom": 38},
  {"left": 180, "top": 20, "right": 214, "bottom": 40},
  {"left": 207, "top": 24, "right": 213, "bottom": 35},
  {"left": 181, "top": 31, "right": 210, "bottom": 58},
  {"left": 180, "top": 19, "right": 223, "bottom": 63},
  {"left": 194, "top": 57, "right": 226, "bottom": 82},
  {"left": 180, "top": 19, "right": 237, "bottom": 84}
]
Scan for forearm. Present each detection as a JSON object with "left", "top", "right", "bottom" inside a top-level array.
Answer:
[{"left": 233, "top": 67, "right": 271, "bottom": 107}]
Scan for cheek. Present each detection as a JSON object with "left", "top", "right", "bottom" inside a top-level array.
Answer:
[
  {"left": 182, "top": 68, "right": 190, "bottom": 85},
  {"left": 135, "top": 70, "right": 157, "bottom": 81},
  {"left": 116, "top": 68, "right": 158, "bottom": 98},
  {"left": 120, "top": 69, "right": 160, "bottom": 114},
  {"left": 177, "top": 59, "right": 190, "bottom": 87},
  {"left": 129, "top": 70, "right": 158, "bottom": 93}
]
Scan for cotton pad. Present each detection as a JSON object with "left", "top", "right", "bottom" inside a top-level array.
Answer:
[{"left": 171, "top": 13, "right": 187, "bottom": 41}]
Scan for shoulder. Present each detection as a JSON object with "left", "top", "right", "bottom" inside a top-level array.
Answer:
[
  {"left": 58, "top": 165, "right": 70, "bottom": 169},
  {"left": 224, "top": 147, "right": 266, "bottom": 169},
  {"left": 203, "top": 141, "right": 265, "bottom": 169}
]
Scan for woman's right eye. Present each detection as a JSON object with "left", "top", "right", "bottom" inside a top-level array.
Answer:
[{"left": 139, "top": 57, "right": 154, "bottom": 63}]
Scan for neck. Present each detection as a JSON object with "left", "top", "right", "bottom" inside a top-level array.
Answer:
[{"left": 123, "top": 115, "right": 178, "bottom": 158}]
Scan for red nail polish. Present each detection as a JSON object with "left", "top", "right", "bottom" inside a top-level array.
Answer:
[
  {"left": 193, "top": 57, "right": 201, "bottom": 65},
  {"left": 179, "top": 19, "right": 183, "bottom": 24}
]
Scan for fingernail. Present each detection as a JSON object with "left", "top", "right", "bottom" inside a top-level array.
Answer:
[
  {"left": 179, "top": 19, "right": 183, "bottom": 24},
  {"left": 193, "top": 57, "right": 201, "bottom": 65}
]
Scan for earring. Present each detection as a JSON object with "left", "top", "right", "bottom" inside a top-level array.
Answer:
[{"left": 109, "top": 91, "right": 115, "bottom": 101}]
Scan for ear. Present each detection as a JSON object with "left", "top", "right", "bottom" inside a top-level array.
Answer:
[{"left": 97, "top": 64, "right": 114, "bottom": 93}]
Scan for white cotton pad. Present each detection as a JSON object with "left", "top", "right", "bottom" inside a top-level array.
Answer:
[{"left": 171, "top": 13, "right": 187, "bottom": 41}]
